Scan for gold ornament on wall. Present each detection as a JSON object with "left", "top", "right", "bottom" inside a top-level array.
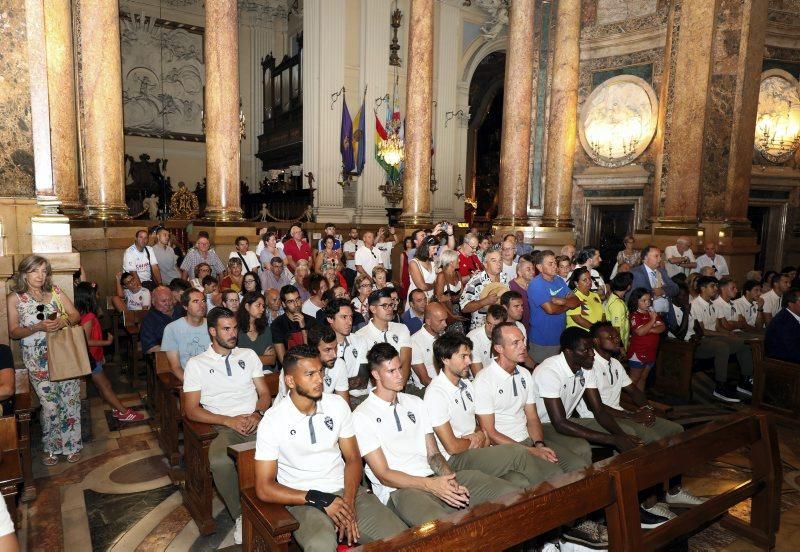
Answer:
[{"left": 754, "top": 69, "right": 800, "bottom": 164}]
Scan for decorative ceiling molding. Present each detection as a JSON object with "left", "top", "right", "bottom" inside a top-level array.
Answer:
[{"left": 151, "top": 0, "right": 289, "bottom": 20}]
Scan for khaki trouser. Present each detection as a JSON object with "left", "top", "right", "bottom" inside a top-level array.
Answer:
[
  {"left": 694, "top": 336, "right": 753, "bottom": 383},
  {"left": 537, "top": 424, "right": 594, "bottom": 472},
  {"left": 614, "top": 416, "right": 683, "bottom": 444},
  {"left": 288, "top": 487, "right": 407, "bottom": 552},
  {"left": 388, "top": 470, "right": 519, "bottom": 527},
  {"left": 210, "top": 426, "right": 256, "bottom": 519},
  {"left": 448, "top": 444, "right": 563, "bottom": 488}
]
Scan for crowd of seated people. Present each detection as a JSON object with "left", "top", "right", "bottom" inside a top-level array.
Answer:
[{"left": 6, "top": 224, "right": 796, "bottom": 549}]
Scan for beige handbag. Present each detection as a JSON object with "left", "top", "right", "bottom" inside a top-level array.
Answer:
[{"left": 46, "top": 290, "right": 92, "bottom": 381}]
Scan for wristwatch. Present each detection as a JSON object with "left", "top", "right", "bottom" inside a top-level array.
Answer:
[
  {"left": 257, "top": 408, "right": 267, "bottom": 417},
  {"left": 533, "top": 440, "right": 546, "bottom": 448}
]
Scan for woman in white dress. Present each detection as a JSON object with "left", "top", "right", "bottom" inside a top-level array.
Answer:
[{"left": 407, "top": 235, "right": 438, "bottom": 307}]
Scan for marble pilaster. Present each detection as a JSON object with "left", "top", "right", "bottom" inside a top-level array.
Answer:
[
  {"left": 354, "top": 0, "right": 391, "bottom": 225},
  {"left": 204, "top": 0, "right": 243, "bottom": 221},
  {"left": 541, "top": 0, "right": 581, "bottom": 228},
  {"left": 75, "top": 0, "right": 128, "bottom": 220},
  {"left": 496, "top": 0, "right": 536, "bottom": 227},
  {"left": 43, "top": 0, "right": 81, "bottom": 215},
  {"left": 400, "top": 0, "right": 434, "bottom": 226}
]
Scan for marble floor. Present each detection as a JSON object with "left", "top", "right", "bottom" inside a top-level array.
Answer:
[{"left": 12, "top": 365, "right": 800, "bottom": 551}]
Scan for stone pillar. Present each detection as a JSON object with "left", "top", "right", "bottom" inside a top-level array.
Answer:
[
  {"left": 540, "top": 0, "right": 581, "bottom": 228},
  {"left": 43, "top": 0, "right": 82, "bottom": 215},
  {"left": 204, "top": 0, "right": 243, "bottom": 221},
  {"left": 75, "top": 0, "right": 128, "bottom": 219},
  {"left": 496, "top": 0, "right": 536, "bottom": 227},
  {"left": 400, "top": 0, "right": 434, "bottom": 226}
]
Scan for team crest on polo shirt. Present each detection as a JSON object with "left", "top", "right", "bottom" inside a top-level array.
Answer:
[
  {"left": 520, "top": 378, "right": 526, "bottom": 389},
  {"left": 324, "top": 416, "right": 334, "bottom": 430},
  {"left": 465, "top": 391, "right": 473, "bottom": 402},
  {"left": 392, "top": 334, "right": 399, "bottom": 344},
  {"left": 407, "top": 411, "right": 416, "bottom": 423},
  {"left": 352, "top": 348, "right": 358, "bottom": 358},
  {"left": 324, "top": 374, "right": 332, "bottom": 387},
  {"left": 238, "top": 360, "right": 246, "bottom": 370}
]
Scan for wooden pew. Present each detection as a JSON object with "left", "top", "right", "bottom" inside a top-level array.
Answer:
[
  {"left": 182, "top": 372, "right": 280, "bottom": 535},
  {"left": 600, "top": 410, "right": 780, "bottom": 550},
  {"left": 154, "top": 352, "right": 182, "bottom": 469},
  {"left": 105, "top": 296, "right": 122, "bottom": 364},
  {"left": 0, "top": 416, "right": 23, "bottom": 528},
  {"left": 122, "top": 309, "right": 148, "bottom": 388},
  {"left": 752, "top": 356, "right": 800, "bottom": 418},
  {"left": 13, "top": 392, "right": 35, "bottom": 503},
  {"left": 654, "top": 337, "right": 698, "bottom": 401}
]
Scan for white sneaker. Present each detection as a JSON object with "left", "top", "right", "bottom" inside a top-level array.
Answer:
[
  {"left": 666, "top": 488, "right": 707, "bottom": 507},
  {"left": 644, "top": 503, "right": 676, "bottom": 520},
  {"left": 541, "top": 542, "right": 561, "bottom": 552},
  {"left": 234, "top": 515, "right": 243, "bottom": 545}
]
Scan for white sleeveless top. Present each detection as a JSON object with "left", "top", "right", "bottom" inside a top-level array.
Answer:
[{"left": 407, "top": 258, "right": 436, "bottom": 304}]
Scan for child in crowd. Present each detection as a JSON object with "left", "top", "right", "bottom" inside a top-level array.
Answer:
[
  {"left": 113, "top": 271, "right": 151, "bottom": 312},
  {"left": 75, "top": 282, "right": 145, "bottom": 423},
  {"left": 202, "top": 275, "right": 222, "bottom": 310},
  {"left": 605, "top": 272, "right": 633, "bottom": 353},
  {"left": 626, "top": 288, "right": 666, "bottom": 391}
]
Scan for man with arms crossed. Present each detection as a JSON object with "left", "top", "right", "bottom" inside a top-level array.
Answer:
[
  {"left": 424, "top": 332, "right": 562, "bottom": 488},
  {"left": 255, "top": 346, "right": 405, "bottom": 550},
  {"left": 183, "top": 307, "right": 272, "bottom": 543},
  {"left": 354, "top": 343, "right": 519, "bottom": 527},
  {"left": 161, "top": 288, "right": 211, "bottom": 380}
]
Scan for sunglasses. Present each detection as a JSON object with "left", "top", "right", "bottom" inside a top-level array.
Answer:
[{"left": 36, "top": 305, "right": 56, "bottom": 321}]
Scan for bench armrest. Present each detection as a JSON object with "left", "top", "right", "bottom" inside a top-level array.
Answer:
[
  {"left": 13, "top": 393, "right": 34, "bottom": 415},
  {"left": 242, "top": 487, "right": 299, "bottom": 536},
  {"left": 183, "top": 417, "right": 218, "bottom": 441}
]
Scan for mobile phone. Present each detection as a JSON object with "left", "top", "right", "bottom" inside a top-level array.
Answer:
[{"left": 47, "top": 312, "right": 58, "bottom": 321}]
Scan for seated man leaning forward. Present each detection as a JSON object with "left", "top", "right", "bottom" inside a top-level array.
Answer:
[
  {"left": 182, "top": 306, "right": 272, "bottom": 544},
  {"left": 255, "top": 345, "right": 406, "bottom": 550},
  {"left": 423, "top": 332, "right": 562, "bottom": 488},
  {"left": 353, "top": 343, "right": 519, "bottom": 527}
]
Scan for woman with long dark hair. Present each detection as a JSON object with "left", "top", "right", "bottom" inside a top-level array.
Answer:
[{"left": 236, "top": 292, "right": 276, "bottom": 370}]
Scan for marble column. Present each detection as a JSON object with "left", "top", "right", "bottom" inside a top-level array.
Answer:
[
  {"left": 400, "top": 0, "right": 434, "bottom": 226},
  {"left": 204, "top": 0, "right": 243, "bottom": 221},
  {"left": 43, "top": 0, "right": 81, "bottom": 215},
  {"left": 541, "top": 0, "right": 580, "bottom": 228},
  {"left": 75, "top": 0, "right": 128, "bottom": 220},
  {"left": 496, "top": 0, "right": 536, "bottom": 226}
]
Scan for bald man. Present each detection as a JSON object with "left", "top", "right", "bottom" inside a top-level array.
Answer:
[
  {"left": 409, "top": 303, "right": 450, "bottom": 389},
  {"left": 265, "top": 288, "right": 284, "bottom": 325},
  {"left": 141, "top": 286, "right": 183, "bottom": 353},
  {"left": 283, "top": 225, "right": 312, "bottom": 271},
  {"left": 665, "top": 237, "right": 697, "bottom": 278}
]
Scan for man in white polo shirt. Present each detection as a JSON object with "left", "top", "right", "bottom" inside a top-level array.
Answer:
[
  {"left": 466, "top": 304, "right": 507, "bottom": 376},
  {"left": 409, "top": 303, "right": 449, "bottom": 389},
  {"left": 733, "top": 280, "right": 766, "bottom": 332},
  {"left": 424, "top": 333, "right": 562, "bottom": 488},
  {"left": 354, "top": 289, "right": 414, "bottom": 393},
  {"left": 324, "top": 298, "right": 371, "bottom": 406},
  {"left": 255, "top": 346, "right": 406, "bottom": 549},
  {"left": 353, "top": 343, "right": 518, "bottom": 527},
  {"left": 354, "top": 230, "right": 384, "bottom": 278},
  {"left": 123, "top": 229, "right": 161, "bottom": 288},
  {"left": 183, "top": 307, "right": 272, "bottom": 543},
  {"left": 277, "top": 324, "right": 350, "bottom": 404}
]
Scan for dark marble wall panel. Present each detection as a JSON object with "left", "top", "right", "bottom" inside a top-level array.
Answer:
[{"left": 0, "top": 1, "right": 36, "bottom": 197}]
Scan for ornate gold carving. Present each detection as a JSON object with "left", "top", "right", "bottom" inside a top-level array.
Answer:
[{"left": 169, "top": 182, "right": 200, "bottom": 219}]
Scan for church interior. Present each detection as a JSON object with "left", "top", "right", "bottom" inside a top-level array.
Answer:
[{"left": 1, "top": 0, "right": 800, "bottom": 550}]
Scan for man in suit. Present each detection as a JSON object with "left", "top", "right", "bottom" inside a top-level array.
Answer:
[
  {"left": 765, "top": 288, "right": 800, "bottom": 364},
  {"left": 628, "top": 246, "right": 679, "bottom": 323}
]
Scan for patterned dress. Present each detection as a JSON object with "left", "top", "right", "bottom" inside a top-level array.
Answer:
[{"left": 17, "top": 288, "right": 82, "bottom": 456}]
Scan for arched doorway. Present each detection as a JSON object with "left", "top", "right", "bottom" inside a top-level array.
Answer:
[{"left": 466, "top": 52, "right": 505, "bottom": 223}]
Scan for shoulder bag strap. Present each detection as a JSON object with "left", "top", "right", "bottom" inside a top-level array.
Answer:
[
  {"left": 237, "top": 252, "right": 250, "bottom": 272},
  {"left": 51, "top": 287, "right": 72, "bottom": 325}
]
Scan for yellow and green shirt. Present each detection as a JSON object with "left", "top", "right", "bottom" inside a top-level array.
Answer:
[
  {"left": 567, "top": 289, "right": 604, "bottom": 329},
  {"left": 604, "top": 293, "right": 630, "bottom": 347}
]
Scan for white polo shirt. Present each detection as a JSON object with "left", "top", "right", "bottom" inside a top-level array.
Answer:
[
  {"left": 687, "top": 296, "right": 719, "bottom": 340},
  {"left": 761, "top": 290, "right": 782, "bottom": 317},
  {"left": 355, "top": 245, "right": 384, "bottom": 276},
  {"left": 733, "top": 296, "right": 759, "bottom": 327},
  {"left": 423, "top": 372, "right": 477, "bottom": 460},
  {"left": 123, "top": 244, "right": 159, "bottom": 282},
  {"left": 467, "top": 326, "right": 493, "bottom": 369},
  {"left": 276, "top": 358, "right": 350, "bottom": 403},
  {"left": 336, "top": 334, "right": 370, "bottom": 397},
  {"left": 502, "top": 261, "right": 518, "bottom": 282},
  {"left": 342, "top": 239, "right": 364, "bottom": 271},
  {"left": 353, "top": 392, "right": 434, "bottom": 504},
  {"left": 354, "top": 320, "right": 411, "bottom": 354},
  {"left": 376, "top": 241, "right": 394, "bottom": 270},
  {"left": 590, "top": 353, "right": 631, "bottom": 412},
  {"left": 410, "top": 327, "right": 438, "bottom": 387},
  {"left": 183, "top": 345, "right": 264, "bottom": 417},
  {"left": 533, "top": 353, "right": 598, "bottom": 423},
  {"left": 713, "top": 297, "right": 740, "bottom": 323},
  {"left": 473, "top": 360, "right": 536, "bottom": 442},
  {"left": 694, "top": 254, "right": 729, "bottom": 277},
  {"left": 229, "top": 250, "right": 260, "bottom": 274},
  {"left": 255, "top": 393, "right": 354, "bottom": 493}
]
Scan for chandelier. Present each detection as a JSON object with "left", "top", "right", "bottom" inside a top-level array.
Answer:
[
  {"left": 755, "top": 109, "right": 800, "bottom": 164},
  {"left": 379, "top": 132, "right": 405, "bottom": 167}
]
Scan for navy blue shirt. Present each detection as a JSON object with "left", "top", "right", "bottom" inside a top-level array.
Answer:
[
  {"left": 140, "top": 306, "right": 185, "bottom": 353},
  {"left": 400, "top": 309, "right": 424, "bottom": 335}
]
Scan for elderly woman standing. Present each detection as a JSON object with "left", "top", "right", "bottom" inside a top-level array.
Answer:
[{"left": 7, "top": 255, "right": 82, "bottom": 465}]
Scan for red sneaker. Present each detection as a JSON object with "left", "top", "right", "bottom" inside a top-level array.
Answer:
[{"left": 113, "top": 408, "right": 145, "bottom": 422}]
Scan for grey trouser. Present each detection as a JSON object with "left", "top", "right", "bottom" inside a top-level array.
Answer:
[
  {"left": 288, "top": 487, "right": 407, "bottom": 552},
  {"left": 388, "top": 470, "right": 519, "bottom": 526},
  {"left": 448, "top": 444, "right": 563, "bottom": 488},
  {"left": 694, "top": 336, "right": 753, "bottom": 383},
  {"left": 614, "top": 416, "right": 683, "bottom": 445},
  {"left": 210, "top": 426, "right": 256, "bottom": 519},
  {"left": 537, "top": 424, "right": 593, "bottom": 472},
  {"left": 530, "top": 343, "right": 561, "bottom": 364}
]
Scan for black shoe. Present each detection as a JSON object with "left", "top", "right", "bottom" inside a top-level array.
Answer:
[
  {"left": 712, "top": 383, "right": 741, "bottom": 403},
  {"left": 736, "top": 377, "right": 753, "bottom": 397},
  {"left": 562, "top": 520, "right": 608, "bottom": 549},
  {"left": 639, "top": 506, "right": 669, "bottom": 529}
]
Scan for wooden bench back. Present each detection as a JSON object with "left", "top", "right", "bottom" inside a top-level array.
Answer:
[
  {"left": 654, "top": 337, "right": 697, "bottom": 400},
  {"left": 154, "top": 351, "right": 171, "bottom": 375},
  {"left": 0, "top": 416, "right": 18, "bottom": 453},
  {"left": 753, "top": 356, "right": 800, "bottom": 417},
  {"left": 122, "top": 308, "right": 149, "bottom": 332}
]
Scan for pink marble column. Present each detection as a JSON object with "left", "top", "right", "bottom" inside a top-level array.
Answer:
[
  {"left": 76, "top": 0, "right": 128, "bottom": 219},
  {"left": 541, "top": 0, "right": 581, "bottom": 228},
  {"left": 400, "top": 0, "right": 433, "bottom": 226},
  {"left": 204, "top": 0, "right": 243, "bottom": 221},
  {"left": 496, "top": 0, "right": 536, "bottom": 226}
]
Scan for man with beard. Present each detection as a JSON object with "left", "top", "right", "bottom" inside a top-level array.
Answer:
[
  {"left": 326, "top": 298, "right": 371, "bottom": 406},
  {"left": 255, "top": 346, "right": 407, "bottom": 549},
  {"left": 272, "top": 285, "right": 318, "bottom": 364},
  {"left": 183, "top": 307, "right": 272, "bottom": 544}
]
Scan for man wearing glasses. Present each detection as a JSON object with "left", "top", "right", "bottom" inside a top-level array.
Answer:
[{"left": 271, "top": 285, "right": 317, "bottom": 364}]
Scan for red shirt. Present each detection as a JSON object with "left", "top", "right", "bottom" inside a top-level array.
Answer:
[
  {"left": 458, "top": 252, "right": 484, "bottom": 279},
  {"left": 627, "top": 310, "right": 662, "bottom": 364},
  {"left": 283, "top": 239, "right": 312, "bottom": 269}
]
